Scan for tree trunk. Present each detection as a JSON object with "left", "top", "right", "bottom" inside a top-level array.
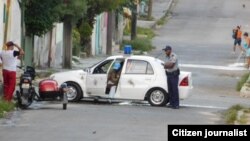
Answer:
[
  {"left": 48, "top": 30, "right": 53, "bottom": 68},
  {"left": 106, "top": 11, "right": 114, "bottom": 55},
  {"left": 147, "top": 0, "right": 153, "bottom": 20},
  {"left": 63, "top": 16, "right": 73, "bottom": 69},
  {"left": 131, "top": 4, "right": 137, "bottom": 40}
]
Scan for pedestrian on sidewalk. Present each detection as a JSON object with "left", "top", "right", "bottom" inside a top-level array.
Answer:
[
  {"left": 232, "top": 26, "right": 244, "bottom": 53},
  {"left": 0, "top": 41, "right": 24, "bottom": 102},
  {"left": 163, "top": 45, "right": 180, "bottom": 109},
  {"left": 243, "top": 32, "right": 250, "bottom": 70}
]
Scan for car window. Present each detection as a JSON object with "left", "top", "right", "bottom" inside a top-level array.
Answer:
[
  {"left": 125, "top": 59, "right": 154, "bottom": 74},
  {"left": 93, "top": 59, "right": 114, "bottom": 74}
]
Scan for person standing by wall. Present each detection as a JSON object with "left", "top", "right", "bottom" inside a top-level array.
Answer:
[
  {"left": 0, "top": 41, "right": 24, "bottom": 102},
  {"left": 163, "top": 45, "right": 180, "bottom": 109}
]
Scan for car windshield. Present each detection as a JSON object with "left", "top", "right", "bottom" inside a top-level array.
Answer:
[{"left": 81, "top": 58, "right": 107, "bottom": 71}]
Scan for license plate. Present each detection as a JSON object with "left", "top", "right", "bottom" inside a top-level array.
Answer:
[{"left": 21, "top": 83, "right": 30, "bottom": 88}]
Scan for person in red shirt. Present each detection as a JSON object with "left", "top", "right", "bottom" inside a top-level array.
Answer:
[{"left": 0, "top": 41, "right": 24, "bottom": 102}]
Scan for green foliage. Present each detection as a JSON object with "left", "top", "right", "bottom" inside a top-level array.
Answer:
[
  {"left": 156, "top": 18, "right": 165, "bottom": 25},
  {"left": 78, "top": 22, "right": 93, "bottom": 40},
  {"left": 137, "top": 27, "right": 155, "bottom": 39},
  {"left": 23, "top": 0, "right": 62, "bottom": 36},
  {"left": 20, "top": 0, "right": 87, "bottom": 36},
  {"left": 122, "top": 38, "right": 153, "bottom": 52},
  {"left": 236, "top": 73, "right": 249, "bottom": 91},
  {"left": 58, "top": 0, "right": 87, "bottom": 23},
  {"left": 224, "top": 105, "right": 245, "bottom": 124},
  {"left": 78, "top": 0, "right": 127, "bottom": 50},
  {"left": 0, "top": 99, "right": 15, "bottom": 118},
  {"left": 72, "top": 29, "right": 81, "bottom": 56}
]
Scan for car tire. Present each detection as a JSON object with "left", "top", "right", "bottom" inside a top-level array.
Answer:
[
  {"left": 147, "top": 88, "right": 169, "bottom": 106},
  {"left": 66, "top": 82, "right": 82, "bottom": 102}
]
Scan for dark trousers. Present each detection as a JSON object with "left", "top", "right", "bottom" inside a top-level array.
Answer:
[{"left": 167, "top": 74, "right": 179, "bottom": 107}]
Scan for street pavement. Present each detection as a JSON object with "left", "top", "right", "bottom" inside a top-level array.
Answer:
[{"left": 2, "top": 1, "right": 250, "bottom": 141}]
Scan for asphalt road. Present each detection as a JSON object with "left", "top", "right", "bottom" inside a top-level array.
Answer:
[
  {"left": 152, "top": 0, "right": 250, "bottom": 108},
  {"left": 1, "top": 0, "right": 250, "bottom": 141}
]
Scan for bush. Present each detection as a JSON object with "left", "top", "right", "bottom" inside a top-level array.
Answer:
[
  {"left": 223, "top": 105, "right": 245, "bottom": 124},
  {"left": 236, "top": 73, "right": 250, "bottom": 91},
  {"left": 0, "top": 99, "right": 15, "bottom": 118},
  {"left": 122, "top": 38, "right": 153, "bottom": 52},
  {"left": 72, "top": 28, "right": 81, "bottom": 57},
  {"left": 137, "top": 27, "right": 155, "bottom": 39}
]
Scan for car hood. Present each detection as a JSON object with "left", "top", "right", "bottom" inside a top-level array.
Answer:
[{"left": 50, "top": 69, "right": 87, "bottom": 79}]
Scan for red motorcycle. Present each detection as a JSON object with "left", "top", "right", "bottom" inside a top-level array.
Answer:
[{"left": 16, "top": 66, "right": 68, "bottom": 110}]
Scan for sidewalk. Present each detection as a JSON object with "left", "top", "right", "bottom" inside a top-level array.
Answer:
[{"left": 137, "top": 0, "right": 173, "bottom": 29}]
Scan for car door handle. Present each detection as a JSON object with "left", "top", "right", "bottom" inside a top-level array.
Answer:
[{"left": 145, "top": 78, "right": 152, "bottom": 81}]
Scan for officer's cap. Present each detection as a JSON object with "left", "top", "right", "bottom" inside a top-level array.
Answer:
[{"left": 162, "top": 45, "right": 172, "bottom": 51}]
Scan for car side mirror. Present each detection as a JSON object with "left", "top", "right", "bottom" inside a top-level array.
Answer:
[{"left": 84, "top": 68, "right": 91, "bottom": 74}]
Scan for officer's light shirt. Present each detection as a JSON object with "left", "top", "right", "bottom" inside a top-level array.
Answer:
[{"left": 165, "top": 53, "right": 179, "bottom": 72}]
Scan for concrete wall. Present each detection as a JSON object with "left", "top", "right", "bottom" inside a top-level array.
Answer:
[
  {"left": 0, "top": 0, "right": 21, "bottom": 50},
  {"left": 33, "top": 23, "right": 64, "bottom": 68},
  {"left": 0, "top": 0, "right": 4, "bottom": 49},
  {"left": 91, "top": 12, "right": 108, "bottom": 56}
]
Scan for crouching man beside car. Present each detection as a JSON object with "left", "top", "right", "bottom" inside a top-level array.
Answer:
[
  {"left": 105, "top": 62, "right": 122, "bottom": 102},
  {"left": 163, "top": 45, "right": 180, "bottom": 109}
]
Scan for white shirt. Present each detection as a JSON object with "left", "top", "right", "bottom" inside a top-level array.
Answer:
[
  {"left": 165, "top": 52, "right": 179, "bottom": 72},
  {"left": 0, "top": 50, "right": 19, "bottom": 71}
]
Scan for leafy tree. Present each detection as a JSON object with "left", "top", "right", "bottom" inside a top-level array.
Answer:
[
  {"left": 57, "top": 0, "right": 87, "bottom": 68},
  {"left": 18, "top": 0, "right": 87, "bottom": 68},
  {"left": 77, "top": 0, "right": 127, "bottom": 56},
  {"left": 18, "top": 0, "right": 61, "bottom": 36}
]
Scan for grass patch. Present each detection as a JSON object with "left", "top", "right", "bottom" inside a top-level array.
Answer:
[
  {"left": 223, "top": 104, "right": 245, "bottom": 124},
  {"left": 236, "top": 73, "right": 250, "bottom": 91},
  {"left": 0, "top": 99, "right": 15, "bottom": 118},
  {"left": 138, "top": 15, "right": 154, "bottom": 21},
  {"left": 137, "top": 27, "right": 155, "bottom": 39},
  {"left": 122, "top": 38, "right": 153, "bottom": 52},
  {"left": 156, "top": 17, "right": 165, "bottom": 26}
]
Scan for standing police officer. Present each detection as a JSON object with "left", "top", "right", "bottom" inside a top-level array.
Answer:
[{"left": 163, "top": 45, "right": 180, "bottom": 109}]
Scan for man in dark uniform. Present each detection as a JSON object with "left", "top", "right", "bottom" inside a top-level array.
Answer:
[{"left": 163, "top": 45, "right": 180, "bottom": 109}]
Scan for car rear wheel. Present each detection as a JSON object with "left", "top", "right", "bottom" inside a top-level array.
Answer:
[
  {"left": 66, "top": 82, "right": 82, "bottom": 102},
  {"left": 147, "top": 88, "right": 169, "bottom": 106}
]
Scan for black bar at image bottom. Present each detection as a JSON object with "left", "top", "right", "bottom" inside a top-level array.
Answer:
[{"left": 168, "top": 125, "right": 250, "bottom": 140}]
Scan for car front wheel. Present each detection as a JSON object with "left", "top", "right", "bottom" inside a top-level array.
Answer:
[
  {"left": 147, "top": 88, "right": 169, "bottom": 106},
  {"left": 66, "top": 82, "right": 82, "bottom": 102}
]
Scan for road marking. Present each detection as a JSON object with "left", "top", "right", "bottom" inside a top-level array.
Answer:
[
  {"left": 182, "top": 104, "right": 227, "bottom": 110},
  {"left": 180, "top": 63, "right": 247, "bottom": 71},
  {"left": 118, "top": 101, "right": 227, "bottom": 109}
]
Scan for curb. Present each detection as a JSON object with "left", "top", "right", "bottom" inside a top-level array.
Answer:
[{"left": 151, "top": 0, "right": 174, "bottom": 29}]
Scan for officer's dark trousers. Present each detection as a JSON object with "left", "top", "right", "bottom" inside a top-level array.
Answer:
[{"left": 167, "top": 74, "right": 179, "bottom": 107}]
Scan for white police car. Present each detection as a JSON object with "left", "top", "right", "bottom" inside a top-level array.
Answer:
[{"left": 50, "top": 55, "right": 193, "bottom": 106}]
